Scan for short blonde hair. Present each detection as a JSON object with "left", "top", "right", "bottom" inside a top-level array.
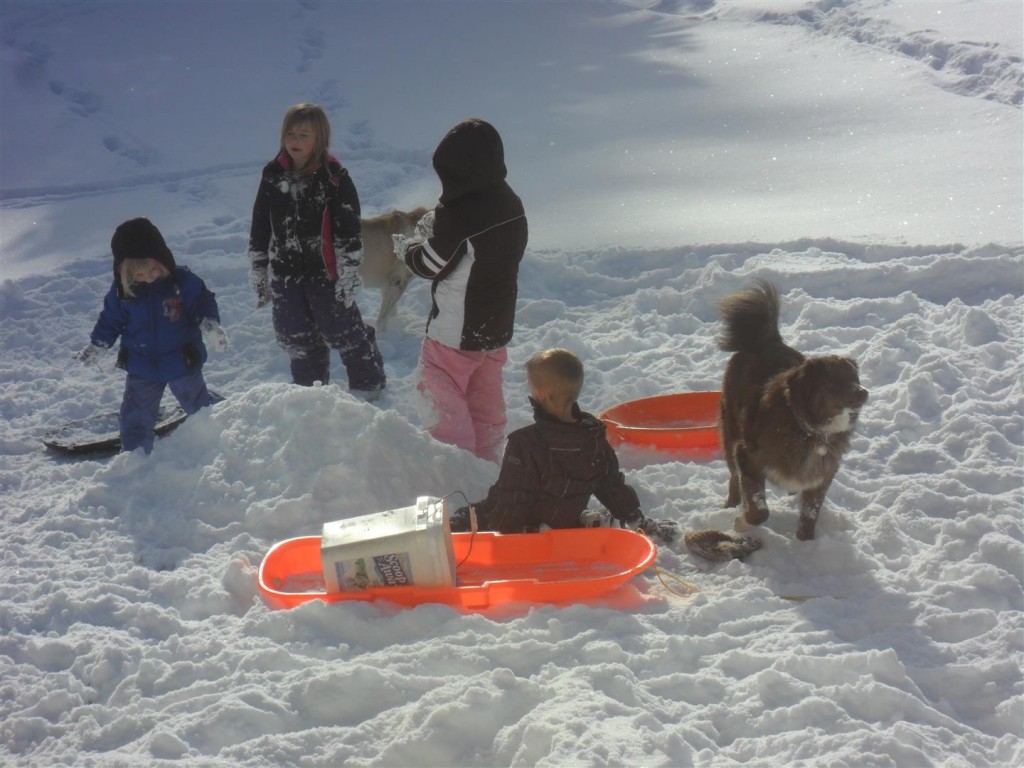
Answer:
[
  {"left": 280, "top": 103, "right": 331, "bottom": 167},
  {"left": 526, "top": 348, "right": 584, "bottom": 408},
  {"left": 119, "top": 258, "right": 168, "bottom": 298}
]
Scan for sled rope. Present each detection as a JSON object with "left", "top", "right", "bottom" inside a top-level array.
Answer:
[
  {"left": 651, "top": 566, "right": 699, "bottom": 598},
  {"left": 443, "top": 490, "right": 478, "bottom": 570}
]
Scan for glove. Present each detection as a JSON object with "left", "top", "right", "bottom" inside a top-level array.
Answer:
[
  {"left": 335, "top": 263, "right": 362, "bottom": 308},
  {"left": 393, "top": 211, "right": 433, "bottom": 263},
  {"left": 200, "top": 318, "right": 228, "bottom": 352},
  {"left": 76, "top": 342, "right": 107, "bottom": 367},
  {"left": 635, "top": 514, "right": 680, "bottom": 544},
  {"left": 684, "top": 530, "right": 762, "bottom": 562},
  {"left": 414, "top": 210, "right": 435, "bottom": 240},
  {"left": 392, "top": 233, "right": 410, "bottom": 260},
  {"left": 248, "top": 264, "right": 270, "bottom": 309}
]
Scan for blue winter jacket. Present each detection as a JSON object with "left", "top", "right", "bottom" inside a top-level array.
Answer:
[{"left": 90, "top": 267, "right": 219, "bottom": 382}]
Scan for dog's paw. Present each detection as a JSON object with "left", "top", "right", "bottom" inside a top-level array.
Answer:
[
  {"left": 795, "top": 519, "right": 817, "bottom": 541},
  {"left": 741, "top": 497, "right": 770, "bottom": 526},
  {"left": 733, "top": 515, "right": 754, "bottom": 532}
]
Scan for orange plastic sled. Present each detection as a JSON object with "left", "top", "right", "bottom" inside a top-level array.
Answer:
[
  {"left": 258, "top": 527, "right": 656, "bottom": 611},
  {"left": 600, "top": 391, "right": 722, "bottom": 461}
]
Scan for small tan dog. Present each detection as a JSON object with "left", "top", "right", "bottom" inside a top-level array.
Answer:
[
  {"left": 359, "top": 207, "right": 429, "bottom": 330},
  {"left": 718, "top": 279, "right": 868, "bottom": 540}
]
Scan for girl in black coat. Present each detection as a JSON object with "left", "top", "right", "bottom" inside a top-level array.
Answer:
[{"left": 248, "top": 103, "right": 386, "bottom": 396}]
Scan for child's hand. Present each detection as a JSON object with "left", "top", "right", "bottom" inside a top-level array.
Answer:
[
  {"left": 248, "top": 265, "right": 270, "bottom": 308},
  {"left": 335, "top": 264, "right": 362, "bottom": 308},
  {"left": 636, "top": 515, "right": 680, "bottom": 544},
  {"left": 392, "top": 212, "right": 433, "bottom": 262},
  {"left": 200, "top": 319, "right": 229, "bottom": 352},
  {"left": 76, "top": 342, "right": 107, "bottom": 367},
  {"left": 392, "top": 234, "right": 410, "bottom": 259},
  {"left": 414, "top": 210, "right": 435, "bottom": 240}
]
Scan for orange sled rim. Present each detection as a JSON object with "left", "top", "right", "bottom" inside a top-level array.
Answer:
[
  {"left": 599, "top": 391, "right": 722, "bottom": 460},
  {"left": 258, "top": 527, "right": 656, "bottom": 611}
]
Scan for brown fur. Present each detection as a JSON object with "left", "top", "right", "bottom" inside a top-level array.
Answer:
[
  {"left": 359, "top": 207, "right": 429, "bottom": 330},
  {"left": 718, "top": 279, "right": 868, "bottom": 540}
]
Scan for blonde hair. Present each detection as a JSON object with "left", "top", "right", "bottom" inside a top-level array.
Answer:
[
  {"left": 119, "top": 258, "right": 168, "bottom": 297},
  {"left": 526, "top": 348, "right": 584, "bottom": 410},
  {"left": 280, "top": 103, "right": 331, "bottom": 168}
]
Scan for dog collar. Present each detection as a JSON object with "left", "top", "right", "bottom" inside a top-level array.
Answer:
[{"left": 793, "top": 416, "right": 833, "bottom": 456}]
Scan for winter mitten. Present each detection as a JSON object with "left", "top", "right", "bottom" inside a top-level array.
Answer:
[
  {"left": 200, "top": 318, "right": 228, "bottom": 352},
  {"left": 76, "top": 342, "right": 108, "bottom": 367},
  {"left": 335, "top": 263, "right": 362, "bottom": 308},
  {"left": 684, "top": 530, "right": 762, "bottom": 562},
  {"left": 248, "top": 265, "right": 270, "bottom": 308},
  {"left": 636, "top": 515, "right": 681, "bottom": 544},
  {"left": 414, "top": 210, "right": 435, "bottom": 240},
  {"left": 392, "top": 233, "right": 410, "bottom": 260}
]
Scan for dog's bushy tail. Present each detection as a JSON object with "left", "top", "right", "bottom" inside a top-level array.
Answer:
[{"left": 718, "top": 279, "right": 784, "bottom": 353}]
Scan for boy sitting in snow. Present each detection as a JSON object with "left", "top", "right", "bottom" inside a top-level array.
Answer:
[{"left": 450, "top": 348, "right": 679, "bottom": 542}]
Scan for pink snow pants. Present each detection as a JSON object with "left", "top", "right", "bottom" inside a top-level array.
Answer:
[{"left": 416, "top": 337, "right": 508, "bottom": 463}]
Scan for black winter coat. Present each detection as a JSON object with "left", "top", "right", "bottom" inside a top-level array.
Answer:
[
  {"left": 403, "top": 119, "right": 527, "bottom": 351},
  {"left": 248, "top": 152, "right": 362, "bottom": 283},
  {"left": 473, "top": 401, "right": 642, "bottom": 533}
]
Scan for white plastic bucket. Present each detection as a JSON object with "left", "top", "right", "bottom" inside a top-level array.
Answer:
[{"left": 320, "top": 496, "right": 456, "bottom": 592}]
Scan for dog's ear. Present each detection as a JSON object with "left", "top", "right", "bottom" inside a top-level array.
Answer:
[
  {"left": 823, "top": 356, "right": 864, "bottom": 393},
  {"left": 791, "top": 357, "right": 866, "bottom": 427},
  {"left": 783, "top": 365, "right": 814, "bottom": 424},
  {"left": 837, "top": 357, "right": 868, "bottom": 407},
  {"left": 785, "top": 360, "right": 838, "bottom": 426}
]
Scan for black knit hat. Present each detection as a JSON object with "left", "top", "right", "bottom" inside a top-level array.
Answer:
[{"left": 111, "top": 217, "right": 176, "bottom": 281}]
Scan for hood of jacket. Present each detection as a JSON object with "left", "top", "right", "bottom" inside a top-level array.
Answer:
[{"left": 433, "top": 119, "right": 508, "bottom": 205}]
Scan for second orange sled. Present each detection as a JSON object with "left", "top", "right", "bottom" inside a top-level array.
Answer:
[
  {"left": 258, "top": 527, "right": 657, "bottom": 611},
  {"left": 599, "top": 391, "right": 722, "bottom": 461}
]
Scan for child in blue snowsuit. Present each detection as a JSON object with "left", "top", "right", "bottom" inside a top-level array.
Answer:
[{"left": 78, "top": 217, "right": 227, "bottom": 453}]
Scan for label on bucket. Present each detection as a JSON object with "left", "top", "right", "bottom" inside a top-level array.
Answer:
[
  {"left": 332, "top": 552, "right": 414, "bottom": 590},
  {"left": 321, "top": 496, "right": 456, "bottom": 592}
]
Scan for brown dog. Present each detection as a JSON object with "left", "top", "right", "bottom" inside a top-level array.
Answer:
[
  {"left": 359, "top": 207, "right": 429, "bottom": 331},
  {"left": 718, "top": 279, "right": 868, "bottom": 540}
]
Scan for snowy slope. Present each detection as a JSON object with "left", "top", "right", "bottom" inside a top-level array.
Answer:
[{"left": 1, "top": 1, "right": 1022, "bottom": 766}]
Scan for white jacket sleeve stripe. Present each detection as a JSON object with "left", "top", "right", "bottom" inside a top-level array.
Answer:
[{"left": 420, "top": 241, "right": 447, "bottom": 275}]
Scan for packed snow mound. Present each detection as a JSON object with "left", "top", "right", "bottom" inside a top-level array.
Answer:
[{"left": 86, "top": 383, "right": 497, "bottom": 543}]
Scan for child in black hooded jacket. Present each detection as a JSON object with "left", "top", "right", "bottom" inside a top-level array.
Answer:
[{"left": 394, "top": 118, "right": 528, "bottom": 462}]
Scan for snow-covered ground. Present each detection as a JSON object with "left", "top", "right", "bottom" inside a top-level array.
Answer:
[{"left": 1, "top": 1, "right": 1022, "bottom": 765}]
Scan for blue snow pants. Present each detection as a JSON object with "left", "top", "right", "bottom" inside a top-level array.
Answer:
[
  {"left": 120, "top": 369, "right": 212, "bottom": 453},
  {"left": 270, "top": 277, "right": 386, "bottom": 390}
]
